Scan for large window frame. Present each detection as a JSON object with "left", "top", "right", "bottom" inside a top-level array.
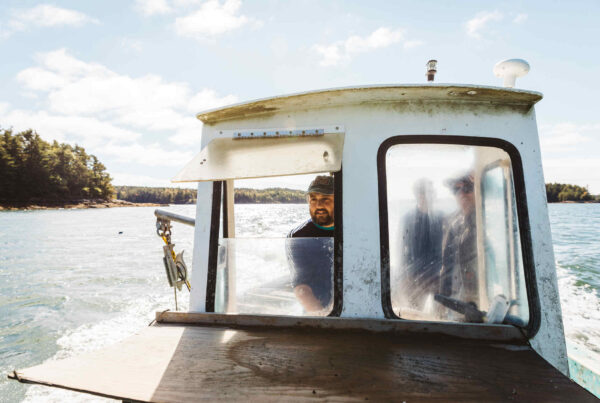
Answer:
[
  {"left": 204, "top": 170, "right": 344, "bottom": 317},
  {"left": 377, "top": 135, "right": 540, "bottom": 337}
]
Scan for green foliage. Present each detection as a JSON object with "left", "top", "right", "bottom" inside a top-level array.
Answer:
[
  {"left": 115, "top": 186, "right": 196, "bottom": 204},
  {"left": 545, "top": 183, "right": 594, "bottom": 202},
  {"left": 0, "top": 128, "right": 114, "bottom": 203},
  {"left": 115, "top": 186, "right": 306, "bottom": 204},
  {"left": 234, "top": 188, "right": 305, "bottom": 204}
]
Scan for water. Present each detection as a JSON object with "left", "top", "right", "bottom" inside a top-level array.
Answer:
[
  {"left": 0, "top": 203, "right": 599, "bottom": 402},
  {"left": 549, "top": 204, "right": 600, "bottom": 356}
]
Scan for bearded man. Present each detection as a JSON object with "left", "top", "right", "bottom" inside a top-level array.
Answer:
[{"left": 286, "top": 175, "right": 335, "bottom": 314}]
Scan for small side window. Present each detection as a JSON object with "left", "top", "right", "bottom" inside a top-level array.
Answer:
[{"left": 380, "top": 142, "right": 531, "bottom": 328}]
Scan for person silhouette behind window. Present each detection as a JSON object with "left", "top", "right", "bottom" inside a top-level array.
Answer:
[
  {"left": 439, "top": 173, "right": 479, "bottom": 307},
  {"left": 398, "top": 178, "right": 444, "bottom": 310}
]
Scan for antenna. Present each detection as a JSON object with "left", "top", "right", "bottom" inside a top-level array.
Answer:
[
  {"left": 426, "top": 60, "right": 437, "bottom": 82},
  {"left": 493, "top": 59, "right": 530, "bottom": 88}
]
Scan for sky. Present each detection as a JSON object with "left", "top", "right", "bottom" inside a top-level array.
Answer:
[{"left": 0, "top": 0, "right": 599, "bottom": 192}]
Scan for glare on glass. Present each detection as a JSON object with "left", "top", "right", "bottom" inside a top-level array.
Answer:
[{"left": 385, "top": 144, "right": 529, "bottom": 326}]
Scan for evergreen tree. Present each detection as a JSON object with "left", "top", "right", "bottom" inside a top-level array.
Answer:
[{"left": 0, "top": 128, "right": 114, "bottom": 203}]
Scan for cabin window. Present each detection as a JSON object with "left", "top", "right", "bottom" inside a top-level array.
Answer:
[
  {"left": 210, "top": 172, "right": 342, "bottom": 317},
  {"left": 379, "top": 141, "right": 531, "bottom": 328}
]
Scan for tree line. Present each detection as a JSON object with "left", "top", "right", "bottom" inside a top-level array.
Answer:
[
  {"left": 115, "top": 186, "right": 307, "bottom": 204},
  {"left": 545, "top": 183, "right": 596, "bottom": 202},
  {"left": 115, "top": 186, "right": 196, "bottom": 204},
  {"left": 0, "top": 128, "right": 113, "bottom": 203},
  {"left": 118, "top": 184, "right": 598, "bottom": 204}
]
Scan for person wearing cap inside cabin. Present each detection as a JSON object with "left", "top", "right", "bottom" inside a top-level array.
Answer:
[
  {"left": 286, "top": 175, "right": 334, "bottom": 314},
  {"left": 439, "top": 172, "right": 480, "bottom": 309}
]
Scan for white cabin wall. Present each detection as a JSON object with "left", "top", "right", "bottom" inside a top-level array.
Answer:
[
  {"left": 518, "top": 112, "right": 569, "bottom": 375},
  {"left": 187, "top": 99, "right": 567, "bottom": 374}
]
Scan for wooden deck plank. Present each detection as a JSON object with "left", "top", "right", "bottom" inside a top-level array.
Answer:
[
  {"left": 155, "top": 311, "right": 524, "bottom": 341},
  {"left": 10, "top": 324, "right": 596, "bottom": 402}
]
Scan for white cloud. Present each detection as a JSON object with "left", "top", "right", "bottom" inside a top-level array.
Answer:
[
  {"left": 187, "top": 88, "right": 238, "bottom": 113},
  {"left": 3, "top": 48, "right": 237, "bottom": 168},
  {"left": 513, "top": 13, "right": 528, "bottom": 24},
  {"left": 542, "top": 158, "right": 600, "bottom": 193},
  {"left": 6, "top": 4, "right": 98, "bottom": 35},
  {"left": 0, "top": 108, "right": 141, "bottom": 147},
  {"left": 465, "top": 10, "right": 503, "bottom": 39},
  {"left": 134, "top": 0, "right": 173, "bottom": 16},
  {"left": 16, "top": 67, "right": 68, "bottom": 91},
  {"left": 98, "top": 142, "right": 194, "bottom": 167},
  {"left": 169, "top": 116, "right": 204, "bottom": 146},
  {"left": 539, "top": 122, "right": 599, "bottom": 153},
  {"left": 111, "top": 172, "right": 196, "bottom": 187},
  {"left": 15, "top": 49, "right": 237, "bottom": 133},
  {"left": 313, "top": 27, "right": 406, "bottom": 67},
  {"left": 174, "top": 0, "right": 254, "bottom": 39},
  {"left": 539, "top": 122, "right": 600, "bottom": 193}
]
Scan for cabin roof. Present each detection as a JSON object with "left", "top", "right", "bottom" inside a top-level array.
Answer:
[{"left": 196, "top": 84, "right": 543, "bottom": 125}]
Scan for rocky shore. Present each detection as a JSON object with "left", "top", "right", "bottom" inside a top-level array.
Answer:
[{"left": 0, "top": 199, "right": 167, "bottom": 211}]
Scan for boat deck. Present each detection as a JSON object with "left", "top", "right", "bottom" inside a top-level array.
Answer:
[{"left": 10, "top": 314, "right": 596, "bottom": 402}]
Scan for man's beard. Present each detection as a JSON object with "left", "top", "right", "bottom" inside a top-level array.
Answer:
[{"left": 311, "top": 209, "right": 334, "bottom": 226}]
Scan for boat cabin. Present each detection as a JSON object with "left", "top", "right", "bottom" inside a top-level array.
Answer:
[
  {"left": 177, "top": 83, "right": 555, "bottom": 357},
  {"left": 10, "top": 81, "right": 598, "bottom": 401}
]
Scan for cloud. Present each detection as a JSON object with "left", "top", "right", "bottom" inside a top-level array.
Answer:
[
  {"left": 174, "top": 0, "right": 255, "bottom": 39},
  {"left": 312, "top": 27, "right": 407, "bottom": 67},
  {"left": 15, "top": 49, "right": 237, "bottom": 133},
  {"left": 0, "top": 108, "right": 141, "bottom": 147},
  {"left": 513, "top": 13, "right": 528, "bottom": 24},
  {"left": 542, "top": 158, "right": 600, "bottom": 193},
  {"left": 97, "top": 142, "right": 194, "bottom": 167},
  {"left": 111, "top": 172, "right": 195, "bottom": 187},
  {"left": 539, "top": 122, "right": 599, "bottom": 153},
  {"left": 187, "top": 88, "right": 238, "bottom": 113},
  {"left": 3, "top": 48, "right": 237, "bottom": 167},
  {"left": 539, "top": 122, "right": 600, "bottom": 192},
  {"left": 134, "top": 0, "right": 173, "bottom": 16},
  {"left": 4, "top": 4, "right": 98, "bottom": 37},
  {"left": 465, "top": 10, "right": 503, "bottom": 39}
]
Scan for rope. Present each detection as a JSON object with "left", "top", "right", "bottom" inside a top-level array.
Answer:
[{"left": 148, "top": 309, "right": 171, "bottom": 326}]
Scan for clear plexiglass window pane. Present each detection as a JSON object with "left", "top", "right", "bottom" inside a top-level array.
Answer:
[
  {"left": 214, "top": 237, "right": 334, "bottom": 316},
  {"left": 385, "top": 143, "right": 529, "bottom": 326}
]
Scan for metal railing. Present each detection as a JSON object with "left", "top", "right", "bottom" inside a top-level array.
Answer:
[{"left": 154, "top": 209, "right": 195, "bottom": 227}]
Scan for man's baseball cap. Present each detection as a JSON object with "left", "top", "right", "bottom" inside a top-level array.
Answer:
[{"left": 308, "top": 175, "right": 334, "bottom": 195}]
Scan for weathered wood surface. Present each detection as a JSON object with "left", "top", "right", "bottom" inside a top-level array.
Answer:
[
  {"left": 156, "top": 311, "right": 524, "bottom": 341},
  {"left": 10, "top": 324, "right": 596, "bottom": 402}
]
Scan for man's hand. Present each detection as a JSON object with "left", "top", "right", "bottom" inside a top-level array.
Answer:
[{"left": 294, "top": 284, "right": 324, "bottom": 313}]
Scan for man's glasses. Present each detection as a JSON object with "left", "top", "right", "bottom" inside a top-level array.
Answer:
[{"left": 452, "top": 182, "right": 474, "bottom": 195}]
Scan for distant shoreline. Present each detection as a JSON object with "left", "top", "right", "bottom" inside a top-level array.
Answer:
[
  {"left": 0, "top": 199, "right": 166, "bottom": 211},
  {"left": 549, "top": 200, "right": 600, "bottom": 204}
]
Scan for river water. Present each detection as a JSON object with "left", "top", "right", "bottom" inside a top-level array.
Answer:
[{"left": 0, "top": 203, "right": 598, "bottom": 402}]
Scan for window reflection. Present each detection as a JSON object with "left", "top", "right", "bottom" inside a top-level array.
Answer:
[
  {"left": 385, "top": 144, "right": 529, "bottom": 326},
  {"left": 214, "top": 238, "right": 334, "bottom": 316}
]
